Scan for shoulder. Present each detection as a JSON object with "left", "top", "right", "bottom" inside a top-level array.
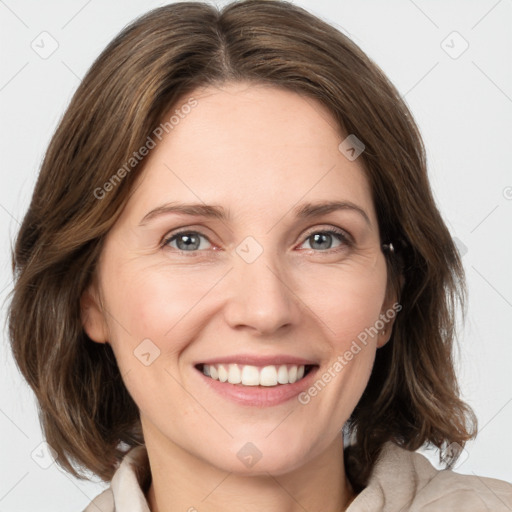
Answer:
[
  {"left": 409, "top": 454, "right": 512, "bottom": 511},
  {"left": 82, "top": 445, "right": 151, "bottom": 512},
  {"left": 347, "top": 441, "right": 512, "bottom": 512},
  {"left": 82, "top": 488, "right": 114, "bottom": 512}
]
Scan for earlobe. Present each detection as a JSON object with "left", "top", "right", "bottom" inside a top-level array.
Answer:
[
  {"left": 377, "top": 287, "right": 401, "bottom": 349},
  {"left": 377, "top": 326, "right": 393, "bottom": 348},
  {"left": 80, "top": 284, "right": 109, "bottom": 344}
]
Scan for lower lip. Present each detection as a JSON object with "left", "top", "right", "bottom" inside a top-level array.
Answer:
[{"left": 195, "top": 366, "right": 320, "bottom": 407}]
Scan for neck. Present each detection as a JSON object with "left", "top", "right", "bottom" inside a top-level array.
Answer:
[{"left": 144, "top": 427, "right": 356, "bottom": 512}]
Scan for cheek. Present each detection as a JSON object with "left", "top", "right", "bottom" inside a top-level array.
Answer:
[
  {"left": 296, "top": 260, "right": 387, "bottom": 409},
  {"left": 101, "top": 259, "right": 221, "bottom": 366},
  {"left": 103, "top": 251, "right": 388, "bottom": 357},
  {"left": 99, "top": 263, "right": 208, "bottom": 417},
  {"left": 295, "top": 267, "right": 386, "bottom": 434},
  {"left": 300, "top": 259, "right": 388, "bottom": 346}
]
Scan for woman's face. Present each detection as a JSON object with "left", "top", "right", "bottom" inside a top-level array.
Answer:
[{"left": 82, "top": 81, "right": 396, "bottom": 475}]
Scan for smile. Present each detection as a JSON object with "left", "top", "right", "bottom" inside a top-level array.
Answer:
[{"left": 196, "top": 363, "right": 315, "bottom": 387}]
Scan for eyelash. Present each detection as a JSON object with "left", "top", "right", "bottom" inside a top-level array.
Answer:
[{"left": 160, "top": 227, "right": 353, "bottom": 256}]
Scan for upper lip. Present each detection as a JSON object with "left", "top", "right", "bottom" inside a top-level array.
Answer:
[{"left": 195, "top": 354, "right": 319, "bottom": 367}]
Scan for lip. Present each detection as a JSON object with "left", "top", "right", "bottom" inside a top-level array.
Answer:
[
  {"left": 195, "top": 354, "right": 318, "bottom": 367},
  {"left": 194, "top": 363, "right": 320, "bottom": 407}
]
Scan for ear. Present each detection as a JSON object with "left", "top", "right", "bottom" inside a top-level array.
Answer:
[
  {"left": 80, "top": 282, "right": 109, "bottom": 344},
  {"left": 376, "top": 275, "right": 403, "bottom": 349}
]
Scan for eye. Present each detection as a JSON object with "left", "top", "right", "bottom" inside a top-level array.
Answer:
[
  {"left": 298, "top": 228, "right": 352, "bottom": 253},
  {"left": 161, "top": 227, "right": 352, "bottom": 255},
  {"left": 162, "top": 230, "right": 212, "bottom": 252}
]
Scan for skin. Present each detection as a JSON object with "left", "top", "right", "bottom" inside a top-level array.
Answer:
[{"left": 81, "top": 81, "right": 397, "bottom": 512}]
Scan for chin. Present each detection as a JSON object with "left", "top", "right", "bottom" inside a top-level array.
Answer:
[{"left": 201, "top": 434, "right": 318, "bottom": 476}]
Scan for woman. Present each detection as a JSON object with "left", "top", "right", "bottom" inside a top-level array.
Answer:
[{"left": 8, "top": 1, "right": 512, "bottom": 510}]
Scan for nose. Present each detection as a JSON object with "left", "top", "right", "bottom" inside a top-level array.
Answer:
[{"left": 222, "top": 248, "right": 302, "bottom": 336}]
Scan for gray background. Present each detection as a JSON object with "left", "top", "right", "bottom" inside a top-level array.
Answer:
[{"left": 1, "top": 0, "right": 511, "bottom": 510}]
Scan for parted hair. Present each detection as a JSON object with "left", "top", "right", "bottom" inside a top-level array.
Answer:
[{"left": 8, "top": 0, "right": 477, "bottom": 491}]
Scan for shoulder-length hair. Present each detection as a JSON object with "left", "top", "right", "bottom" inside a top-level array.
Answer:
[{"left": 8, "top": 0, "right": 477, "bottom": 490}]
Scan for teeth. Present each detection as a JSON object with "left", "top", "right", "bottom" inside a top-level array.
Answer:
[
  {"left": 201, "top": 363, "right": 308, "bottom": 386},
  {"left": 260, "top": 366, "right": 277, "bottom": 386},
  {"left": 218, "top": 364, "right": 228, "bottom": 383},
  {"left": 241, "top": 365, "right": 260, "bottom": 386},
  {"left": 228, "top": 363, "right": 241, "bottom": 384},
  {"left": 277, "top": 365, "right": 288, "bottom": 384}
]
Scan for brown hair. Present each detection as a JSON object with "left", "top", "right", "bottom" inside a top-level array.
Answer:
[{"left": 8, "top": 0, "right": 477, "bottom": 490}]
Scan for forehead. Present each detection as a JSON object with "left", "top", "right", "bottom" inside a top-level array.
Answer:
[{"left": 124, "top": 81, "right": 376, "bottom": 225}]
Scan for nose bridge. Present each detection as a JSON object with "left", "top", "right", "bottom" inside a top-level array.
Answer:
[{"left": 223, "top": 235, "right": 301, "bottom": 334}]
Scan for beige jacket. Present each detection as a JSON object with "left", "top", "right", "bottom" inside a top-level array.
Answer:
[{"left": 83, "top": 442, "right": 512, "bottom": 511}]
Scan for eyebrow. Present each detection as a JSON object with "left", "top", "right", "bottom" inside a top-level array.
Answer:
[{"left": 138, "top": 200, "right": 371, "bottom": 226}]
